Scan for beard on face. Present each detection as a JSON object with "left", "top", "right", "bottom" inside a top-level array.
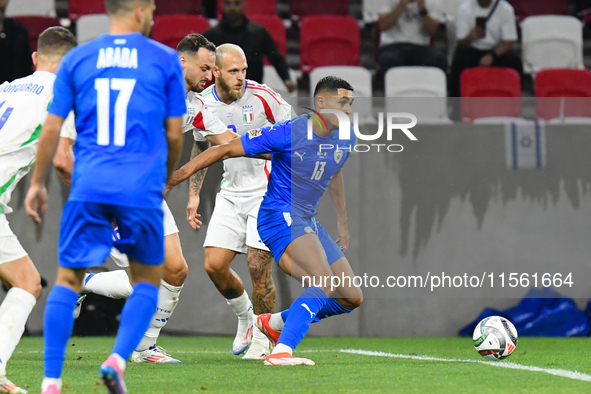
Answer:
[
  {"left": 185, "top": 74, "right": 204, "bottom": 93},
  {"left": 217, "top": 72, "right": 244, "bottom": 100}
]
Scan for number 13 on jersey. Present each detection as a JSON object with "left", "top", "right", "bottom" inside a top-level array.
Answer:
[
  {"left": 94, "top": 78, "right": 136, "bottom": 146},
  {"left": 310, "top": 161, "right": 326, "bottom": 180}
]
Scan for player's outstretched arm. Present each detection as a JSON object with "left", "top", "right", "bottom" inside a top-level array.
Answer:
[
  {"left": 169, "top": 137, "right": 246, "bottom": 190},
  {"left": 165, "top": 117, "right": 184, "bottom": 184},
  {"left": 327, "top": 168, "right": 349, "bottom": 253},
  {"left": 25, "top": 114, "right": 65, "bottom": 224}
]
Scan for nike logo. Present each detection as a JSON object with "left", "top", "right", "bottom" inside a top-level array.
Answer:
[
  {"left": 294, "top": 151, "right": 306, "bottom": 161},
  {"left": 301, "top": 303, "right": 315, "bottom": 319}
]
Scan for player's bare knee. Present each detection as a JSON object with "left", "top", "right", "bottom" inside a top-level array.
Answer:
[
  {"left": 24, "top": 271, "right": 42, "bottom": 299},
  {"left": 338, "top": 296, "right": 363, "bottom": 310},
  {"left": 4, "top": 258, "right": 43, "bottom": 298},
  {"left": 204, "top": 256, "right": 229, "bottom": 276},
  {"left": 164, "top": 257, "right": 188, "bottom": 286}
]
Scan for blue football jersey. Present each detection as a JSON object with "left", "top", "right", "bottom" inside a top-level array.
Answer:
[
  {"left": 241, "top": 115, "right": 353, "bottom": 216},
  {"left": 49, "top": 33, "right": 187, "bottom": 209}
]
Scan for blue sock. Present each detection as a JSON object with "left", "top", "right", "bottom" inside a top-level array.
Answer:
[
  {"left": 277, "top": 286, "right": 327, "bottom": 350},
  {"left": 315, "top": 298, "right": 353, "bottom": 321},
  {"left": 112, "top": 282, "right": 158, "bottom": 360},
  {"left": 280, "top": 298, "right": 353, "bottom": 323},
  {"left": 44, "top": 285, "right": 79, "bottom": 378}
]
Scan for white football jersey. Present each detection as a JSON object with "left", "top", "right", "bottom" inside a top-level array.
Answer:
[
  {"left": 183, "top": 91, "right": 227, "bottom": 141},
  {"left": 0, "top": 71, "right": 75, "bottom": 214},
  {"left": 201, "top": 80, "right": 292, "bottom": 197}
]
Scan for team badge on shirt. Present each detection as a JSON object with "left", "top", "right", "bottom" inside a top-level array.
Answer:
[
  {"left": 334, "top": 150, "right": 343, "bottom": 164},
  {"left": 242, "top": 105, "right": 254, "bottom": 124}
]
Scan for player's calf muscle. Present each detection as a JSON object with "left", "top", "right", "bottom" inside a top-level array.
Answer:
[{"left": 248, "top": 248, "right": 276, "bottom": 314}]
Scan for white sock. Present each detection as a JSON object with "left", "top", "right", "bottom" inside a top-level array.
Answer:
[
  {"left": 269, "top": 312, "right": 284, "bottom": 332},
  {"left": 82, "top": 270, "right": 133, "bottom": 299},
  {"left": 0, "top": 287, "right": 36, "bottom": 373},
  {"left": 136, "top": 280, "right": 183, "bottom": 351},
  {"left": 251, "top": 317, "right": 269, "bottom": 345},
  {"left": 272, "top": 343, "right": 292, "bottom": 355},
  {"left": 111, "top": 353, "right": 127, "bottom": 372},
  {"left": 41, "top": 378, "right": 62, "bottom": 392},
  {"left": 226, "top": 291, "right": 251, "bottom": 320}
]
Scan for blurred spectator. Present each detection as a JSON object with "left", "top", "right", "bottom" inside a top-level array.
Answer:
[
  {"left": 0, "top": 0, "right": 33, "bottom": 83},
  {"left": 449, "top": 0, "right": 522, "bottom": 97},
  {"left": 376, "top": 0, "right": 448, "bottom": 79},
  {"left": 204, "top": 0, "right": 295, "bottom": 92}
]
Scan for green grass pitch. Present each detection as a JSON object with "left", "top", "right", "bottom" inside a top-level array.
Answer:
[{"left": 7, "top": 336, "right": 591, "bottom": 393}]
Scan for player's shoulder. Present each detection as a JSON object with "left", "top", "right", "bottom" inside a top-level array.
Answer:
[
  {"left": 142, "top": 36, "right": 179, "bottom": 58},
  {"left": 245, "top": 80, "right": 283, "bottom": 104},
  {"left": 0, "top": 72, "right": 55, "bottom": 95},
  {"left": 200, "top": 84, "right": 218, "bottom": 103},
  {"left": 186, "top": 91, "right": 206, "bottom": 108}
]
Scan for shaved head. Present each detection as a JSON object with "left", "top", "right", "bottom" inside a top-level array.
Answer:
[
  {"left": 215, "top": 43, "right": 246, "bottom": 67},
  {"left": 105, "top": 0, "right": 152, "bottom": 16}
]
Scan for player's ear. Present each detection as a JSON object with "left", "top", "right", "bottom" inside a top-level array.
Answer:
[
  {"left": 179, "top": 55, "right": 187, "bottom": 67},
  {"left": 32, "top": 52, "right": 38, "bottom": 68},
  {"left": 315, "top": 96, "right": 324, "bottom": 110},
  {"left": 133, "top": 5, "right": 144, "bottom": 24},
  {"left": 212, "top": 65, "right": 220, "bottom": 78}
]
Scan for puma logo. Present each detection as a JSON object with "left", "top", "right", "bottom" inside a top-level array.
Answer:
[
  {"left": 294, "top": 151, "right": 306, "bottom": 161},
  {"left": 301, "top": 303, "right": 315, "bottom": 319}
]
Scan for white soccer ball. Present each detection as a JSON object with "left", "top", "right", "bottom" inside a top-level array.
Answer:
[{"left": 472, "top": 316, "right": 518, "bottom": 361}]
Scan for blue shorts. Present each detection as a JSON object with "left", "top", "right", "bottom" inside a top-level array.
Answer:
[
  {"left": 257, "top": 208, "right": 344, "bottom": 265},
  {"left": 58, "top": 201, "right": 164, "bottom": 268}
]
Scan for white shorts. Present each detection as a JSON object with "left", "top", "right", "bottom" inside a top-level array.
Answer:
[
  {"left": 162, "top": 200, "right": 179, "bottom": 237},
  {"left": 0, "top": 214, "right": 28, "bottom": 264},
  {"left": 109, "top": 200, "right": 179, "bottom": 268},
  {"left": 203, "top": 193, "right": 269, "bottom": 254}
]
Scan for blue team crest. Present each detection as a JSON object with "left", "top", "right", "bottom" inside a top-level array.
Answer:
[
  {"left": 334, "top": 149, "right": 343, "bottom": 164},
  {"left": 242, "top": 105, "right": 254, "bottom": 124}
]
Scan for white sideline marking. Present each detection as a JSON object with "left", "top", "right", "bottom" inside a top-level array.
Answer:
[{"left": 341, "top": 349, "right": 591, "bottom": 383}]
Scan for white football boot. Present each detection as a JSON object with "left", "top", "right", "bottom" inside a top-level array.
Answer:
[
  {"left": 130, "top": 346, "right": 180, "bottom": 363},
  {"left": 232, "top": 307, "right": 254, "bottom": 355}
]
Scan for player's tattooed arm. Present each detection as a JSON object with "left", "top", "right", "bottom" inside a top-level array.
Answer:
[
  {"left": 168, "top": 137, "right": 246, "bottom": 189},
  {"left": 247, "top": 247, "right": 276, "bottom": 315},
  {"left": 208, "top": 130, "right": 270, "bottom": 160},
  {"left": 189, "top": 140, "right": 210, "bottom": 196},
  {"left": 328, "top": 168, "right": 350, "bottom": 253},
  {"left": 186, "top": 140, "right": 209, "bottom": 229}
]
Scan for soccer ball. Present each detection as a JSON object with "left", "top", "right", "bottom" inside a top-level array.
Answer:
[{"left": 472, "top": 316, "right": 518, "bottom": 361}]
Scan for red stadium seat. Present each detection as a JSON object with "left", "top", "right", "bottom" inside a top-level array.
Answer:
[
  {"left": 12, "top": 16, "right": 61, "bottom": 53},
  {"left": 69, "top": 0, "right": 106, "bottom": 20},
  {"left": 248, "top": 15, "right": 286, "bottom": 65},
  {"left": 155, "top": 0, "right": 202, "bottom": 15},
  {"left": 300, "top": 16, "right": 360, "bottom": 73},
  {"left": 291, "top": 0, "right": 348, "bottom": 17},
  {"left": 151, "top": 15, "right": 210, "bottom": 49},
  {"left": 460, "top": 68, "right": 522, "bottom": 122},
  {"left": 509, "top": 0, "right": 568, "bottom": 20},
  {"left": 217, "top": 0, "right": 276, "bottom": 17},
  {"left": 535, "top": 68, "right": 591, "bottom": 120}
]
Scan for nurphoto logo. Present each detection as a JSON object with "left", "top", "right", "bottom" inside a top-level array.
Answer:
[{"left": 304, "top": 108, "right": 418, "bottom": 153}]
